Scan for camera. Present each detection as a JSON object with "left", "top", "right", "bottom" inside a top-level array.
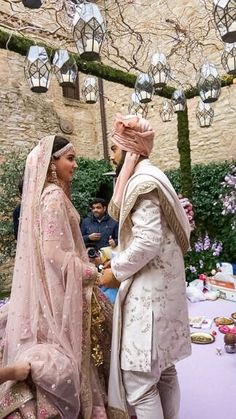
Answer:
[{"left": 87, "top": 248, "right": 99, "bottom": 259}]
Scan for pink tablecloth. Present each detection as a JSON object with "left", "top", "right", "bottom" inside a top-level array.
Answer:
[{"left": 177, "top": 299, "right": 236, "bottom": 419}]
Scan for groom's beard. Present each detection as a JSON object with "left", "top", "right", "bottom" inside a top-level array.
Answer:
[{"left": 115, "top": 151, "right": 126, "bottom": 176}]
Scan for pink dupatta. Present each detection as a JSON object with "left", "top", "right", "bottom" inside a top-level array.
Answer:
[{"left": 0, "top": 136, "right": 109, "bottom": 419}]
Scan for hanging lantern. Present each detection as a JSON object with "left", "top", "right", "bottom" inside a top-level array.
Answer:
[
  {"left": 171, "top": 89, "right": 186, "bottom": 112},
  {"left": 128, "top": 93, "right": 149, "bottom": 118},
  {"left": 196, "top": 101, "right": 214, "bottom": 128},
  {"left": 53, "top": 49, "right": 77, "bottom": 87},
  {"left": 22, "top": 0, "right": 42, "bottom": 8},
  {"left": 148, "top": 53, "right": 170, "bottom": 88},
  {"left": 196, "top": 62, "right": 221, "bottom": 103},
  {"left": 222, "top": 42, "right": 236, "bottom": 74},
  {"left": 82, "top": 77, "right": 98, "bottom": 103},
  {"left": 159, "top": 100, "right": 174, "bottom": 122},
  {"left": 213, "top": 0, "right": 236, "bottom": 43},
  {"left": 135, "top": 73, "right": 154, "bottom": 103},
  {"left": 73, "top": 2, "right": 105, "bottom": 61},
  {"left": 24, "top": 46, "right": 51, "bottom": 93}
]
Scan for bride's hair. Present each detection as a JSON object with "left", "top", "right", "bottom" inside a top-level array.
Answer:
[{"left": 52, "top": 135, "right": 69, "bottom": 157}]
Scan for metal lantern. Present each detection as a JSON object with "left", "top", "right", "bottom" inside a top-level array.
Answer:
[
  {"left": 222, "top": 42, "right": 236, "bottom": 74},
  {"left": 128, "top": 93, "right": 149, "bottom": 118},
  {"left": 73, "top": 2, "right": 105, "bottom": 61},
  {"left": 159, "top": 100, "right": 174, "bottom": 122},
  {"left": 196, "top": 62, "right": 221, "bottom": 103},
  {"left": 53, "top": 49, "right": 77, "bottom": 87},
  {"left": 148, "top": 53, "right": 170, "bottom": 88},
  {"left": 171, "top": 89, "right": 186, "bottom": 112},
  {"left": 213, "top": 0, "right": 236, "bottom": 43},
  {"left": 22, "top": 0, "right": 42, "bottom": 8},
  {"left": 24, "top": 46, "right": 51, "bottom": 93},
  {"left": 196, "top": 101, "right": 214, "bottom": 128},
  {"left": 82, "top": 77, "right": 98, "bottom": 103},
  {"left": 135, "top": 73, "right": 154, "bottom": 103}
]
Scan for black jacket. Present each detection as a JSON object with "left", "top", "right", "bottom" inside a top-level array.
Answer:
[
  {"left": 80, "top": 213, "right": 118, "bottom": 250},
  {"left": 13, "top": 203, "right": 21, "bottom": 240}
]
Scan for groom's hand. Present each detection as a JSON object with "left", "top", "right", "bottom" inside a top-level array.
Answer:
[{"left": 100, "top": 268, "right": 120, "bottom": 288}]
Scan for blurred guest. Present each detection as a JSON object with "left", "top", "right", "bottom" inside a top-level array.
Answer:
[{"left": 81, "top": 198, "right": 118, "bottom": 250}]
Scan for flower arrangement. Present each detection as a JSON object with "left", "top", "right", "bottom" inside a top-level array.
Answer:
[
  {"left": 179, "top": 195, "right": 195, "bottom": 230},
  {"left": 0, "top": 298, "right": 9, "bottom": 308},
  {"left": 220, "top": 165, "right": 236, "bottom": 229},
  {"left": 185, "top": 234, "right": 223, "bottom": 283}
]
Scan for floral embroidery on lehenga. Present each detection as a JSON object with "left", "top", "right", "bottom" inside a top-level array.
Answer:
[
  {"left": 0, "top": 382, "right": 60, "bottom": 419},
  {"left": 0, "top": 382, "right": 34, "bottom": 419}
]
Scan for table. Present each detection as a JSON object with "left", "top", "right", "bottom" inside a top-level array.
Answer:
[{"left": 177, "top": 299, "right": 236, "bottom": 419}]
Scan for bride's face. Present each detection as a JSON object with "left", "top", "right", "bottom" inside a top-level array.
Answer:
[{"left": 54, "top": 150, "right": 78, "bottom": 183}]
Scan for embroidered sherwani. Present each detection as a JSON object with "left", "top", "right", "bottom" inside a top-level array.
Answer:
[{"left": 108, "top": 159, "right": 191, "bottom": 418}]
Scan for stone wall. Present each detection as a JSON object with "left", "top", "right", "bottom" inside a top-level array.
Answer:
[
  {"left": 0, "top": 49, "right": 235, "bottom": 172},
  {"left": 102, "top": 80, "right": 236, "bottom": 169},
  {"left": 0, "top": 50, "right": 105, "bottom": 159},
  {"left": 100, "top": 0, "right": 236, "bottom": 169},
  {"left": 0, "top": 0, "right": 235, "bottom": 171}
]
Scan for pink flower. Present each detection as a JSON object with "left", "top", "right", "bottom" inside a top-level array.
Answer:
[{"left": 39, "top": 408, "right": 50, "bottom": 418}]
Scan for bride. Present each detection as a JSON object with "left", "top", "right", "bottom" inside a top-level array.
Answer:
[{"left": 0, "top": 135, "right": 112, "bottom": 419}]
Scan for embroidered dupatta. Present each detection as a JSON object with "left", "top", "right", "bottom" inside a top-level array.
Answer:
[{"left": 0, "top": 136, "right": 111, "bottom": 419}]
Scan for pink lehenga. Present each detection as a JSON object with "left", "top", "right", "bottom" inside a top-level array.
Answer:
[{"left": 0, "top": 136, "right": 112, "bottom": 419}]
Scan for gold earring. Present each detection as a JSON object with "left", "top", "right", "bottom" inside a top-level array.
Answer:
[{"left": 50, "top": 162, "right": 58, "bottom": 185}]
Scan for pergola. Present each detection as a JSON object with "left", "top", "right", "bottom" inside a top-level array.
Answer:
[{"left": 0, "top": 24, "right": 235, "bottom": 199}]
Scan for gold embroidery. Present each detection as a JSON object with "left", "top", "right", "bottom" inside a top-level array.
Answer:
[
  {"left": 80, "top": 285, "right": 93, "bottom": 419},
  {"left": 108, "top": 199, "right": 120, "bottom": 222},
  {"left": 107, "top": 406, "right": 129, "bottom": 419},
  {"left": 37, "top": 388, "right": 60, "bottom": 418},
  {"left": 0, "top": 382, "right": 34, "bottom": 419},
  {"left": 120, "top": 181, "right": 157, "bottom": 227},
  {"left": 91, "top": 292, "right": 106, "bottom": 367},
  {"left": 80, "top": 286, "right": 112, "bottom": 419},
  {"left": 120, "top": 180, "right": 189, "bottom": 254},
  {"left": 158, "top": 188, "right": 189, "bottom": 254}
]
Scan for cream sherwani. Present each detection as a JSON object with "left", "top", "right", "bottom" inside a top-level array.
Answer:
[{"left": 108, "top": 159, "right": 191, "bottom": 419}]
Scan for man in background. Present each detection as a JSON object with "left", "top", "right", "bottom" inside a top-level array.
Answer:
[{"left": 81, "top": 197, "right": 118, "bottom": 251}]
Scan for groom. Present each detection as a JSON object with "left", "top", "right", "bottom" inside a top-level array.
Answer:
[{"left": 101, "top": 114, "right": 191, "bottom": 419}]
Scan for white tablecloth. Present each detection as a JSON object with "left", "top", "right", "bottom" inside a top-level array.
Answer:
[{"left": 177, "top": 299, "right": 236, "bottom": 419}]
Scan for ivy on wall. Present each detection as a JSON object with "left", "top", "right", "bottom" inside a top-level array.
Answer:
[
  {"left": 0, "top": 27, "right": 235, "bottom": 198},
  {"left": 1, "top": 28, "right": 234, "bottom": 96},
  {"left": 177, "top": 107, "right": 192, "bottom": 198},
  {"left": 166, "top": 161, "right": 236, "bottom": 265},
  {"left": 0, "top": 28, "right": 136, "bottom": 88}
]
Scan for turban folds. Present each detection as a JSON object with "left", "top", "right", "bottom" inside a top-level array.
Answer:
[
  {"left": 112, "top": 113, "right": 154, "bottom": 156},
  {"left": 110, "top": 114, "right": 155, "bottom": 210}
]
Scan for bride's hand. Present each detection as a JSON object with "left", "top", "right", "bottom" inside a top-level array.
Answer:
[{"left": 83, "top": 264, "right": 98, "bottom": 286}]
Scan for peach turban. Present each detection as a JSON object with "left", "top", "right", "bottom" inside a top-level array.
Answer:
[
  {"left": 110, "top": 114, "right": 155, "bottom": 210},
  {"left": 112, "top": 113, "right": 154, "bottom": 156}
]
